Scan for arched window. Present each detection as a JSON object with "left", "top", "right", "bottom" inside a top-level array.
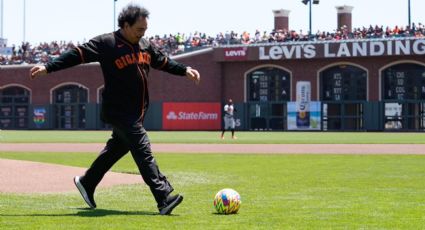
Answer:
[
  {"left": 382, "top": 63, "right": 425, "bottom": 100},
  {"left": 320, "top": 65, "right": 367, "bottom": 101},
  {"left": 381, "top": 63, "right": 425, "bottom": 130},
  {"left": 247, "top": 67, "right": 291, "bottom": 102},
  {"left": 245, "top": 66, "right": 291, "bottom": 130},
  {"left": 319, "top": 64, "right": 367, "bottom": 130}
]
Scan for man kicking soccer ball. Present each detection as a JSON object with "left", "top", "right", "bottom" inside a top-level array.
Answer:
[{"left": 30, "top": 4, "right": 200, "bottom": 215}]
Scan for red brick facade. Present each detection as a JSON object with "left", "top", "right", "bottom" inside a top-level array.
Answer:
[
  {"left": 1, "top": 38, "right": 424, "bottom": 130},
  {"left": 1, "top": 41, "right": 424, "bottom": 104}
]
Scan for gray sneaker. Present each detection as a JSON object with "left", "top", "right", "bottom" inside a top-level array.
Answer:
[
  {"left": 73, "top": 176, "right": 96, "bottom": 209},
  {"left": 159, "top": 194, "right": 184, "bottom": 215}
]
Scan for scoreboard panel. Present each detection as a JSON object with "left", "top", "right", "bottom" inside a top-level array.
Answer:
[
  {"left": 248, "top": 67, "right": 291, "bottom": 102},
  {"left": 382, "top": 63, "right": 425, "bottom": 100},
  {"left": 320, "top": 65, "right": 367, "bottom": 101}
]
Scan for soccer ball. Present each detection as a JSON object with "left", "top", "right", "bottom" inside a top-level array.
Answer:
[{"left": 213, "top": 188, "right": 241, "bottom": 214}]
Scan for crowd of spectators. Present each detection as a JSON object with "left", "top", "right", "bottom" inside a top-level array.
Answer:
[
  {"left": 1, "top": 23, "right": 424, "bottom": 65},
  {"left": 221, "top": 22, "right": 425, "bottom": 44},
  {"left": 0, "top": 41, "right": 80, "bottom": 65}
]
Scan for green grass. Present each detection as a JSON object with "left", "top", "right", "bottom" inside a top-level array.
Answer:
[
  {"left": 1, "top": 152, "right": 425, "bottom": 229},
  {"left": 1, "top": 130, "right": 425, "bottom": 228},
  {"left": 1, "top": 130, "right": 425, "bottom": 144}
]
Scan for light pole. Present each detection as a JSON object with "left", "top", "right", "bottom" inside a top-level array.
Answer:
[
  {"left": 408, "top": 0, "right": 411, "bottom": 28},
  {"left": 113, "top": 0, "right": 117, "bottom": 31},
  {"left": 301, "top": 0, "right": 319, "bottom": 38},
  {"left": 23, "top": 0, "right": 26, "bottom": 42},
  {"left": 1, "top": 0, "right": 3, "bottom": 39}
]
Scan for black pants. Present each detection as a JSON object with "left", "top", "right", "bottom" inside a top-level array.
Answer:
[{"left": 81, "top": 121, "right": 173, "bottom": 207}]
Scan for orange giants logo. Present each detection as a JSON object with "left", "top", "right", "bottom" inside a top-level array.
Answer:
[{"left": 114, "top": 52, "right": 151, "bottom": 69}]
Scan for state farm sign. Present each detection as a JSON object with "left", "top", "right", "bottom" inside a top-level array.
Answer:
[
  {"left": 224, "top": 47, "right": 247, "bottom": 60},
  {"left": 163, "top": 102, "right": 221, "bottom": 130}
]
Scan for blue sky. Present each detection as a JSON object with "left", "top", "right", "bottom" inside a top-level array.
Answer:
[{"left": 1, "top": 0, "right": 424, "bottom": 46}]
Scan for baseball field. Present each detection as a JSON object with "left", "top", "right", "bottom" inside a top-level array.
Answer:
[{"left": 1, "top": 131, "right": 425, "bottom": 229}]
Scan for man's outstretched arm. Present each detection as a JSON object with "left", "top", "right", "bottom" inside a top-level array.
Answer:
[{"left": 30, "top": 36, "right": 103, "bottom": 80}]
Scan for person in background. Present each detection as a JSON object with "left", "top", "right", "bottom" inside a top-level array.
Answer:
[{"left": 221, "top": 98, "right": 237, "bottom": 139}]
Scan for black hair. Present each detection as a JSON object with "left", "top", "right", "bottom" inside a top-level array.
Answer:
[{"left": 118, "top": 4, "right": 150, "bottom": 29}]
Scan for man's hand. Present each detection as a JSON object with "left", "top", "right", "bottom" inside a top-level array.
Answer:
[
  {"left": 186, "top": 67, "right": 200, "bottom": 85},
  {"left": 29, "top": 65, "right": 48, "bottom": 80}
]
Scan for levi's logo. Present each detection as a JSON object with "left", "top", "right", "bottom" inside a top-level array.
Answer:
[
  {"left": 225, "top": 49, "right": 246, "bottom": 57},
  {"left": 114, "top": 52, "right": 151, "bottom": 69},
  {"left": 224, "top": 47, "right": 247, "bottom": 60}
]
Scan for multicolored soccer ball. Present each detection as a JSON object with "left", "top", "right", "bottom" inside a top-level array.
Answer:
[{"left": 213, "top": 188, "right": 241, "bottom": 214}]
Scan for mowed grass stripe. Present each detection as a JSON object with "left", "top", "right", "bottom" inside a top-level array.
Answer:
[
  {"left": 1, "top": 130, "right": 425, "bottom": 144},
  {"left": 1, "top": 152, "right": 425, "bottom": 229}
]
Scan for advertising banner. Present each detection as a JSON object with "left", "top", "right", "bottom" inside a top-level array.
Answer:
[
  {"left": 258, "top": 39, "right": 425, "bottom": 60},
  {"left": 287, "top": 101, "right": 321, "bottom": 130},
  {"left": 288, "top": 81, "right": 321, "bottom": 130},
  {"left": 33, "top": 107, "right": 47, "bottom": 128},
  {"left": 295, "top": 81, "right": 311, "bottom": 128},
  {"left": 163, "top": 102, "right": 221, "bottom": 130}
]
